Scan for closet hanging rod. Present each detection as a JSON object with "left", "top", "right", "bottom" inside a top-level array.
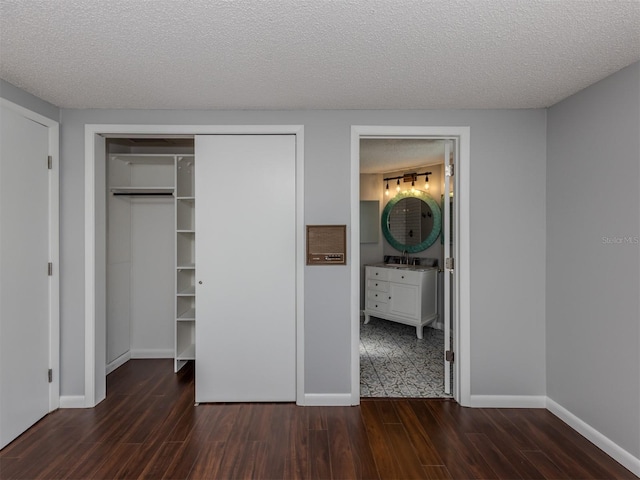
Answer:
[{"left": 112, "top": 192, "right": 174, "bottom": 196}]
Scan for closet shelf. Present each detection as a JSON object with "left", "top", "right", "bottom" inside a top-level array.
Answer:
[
  {"left": 177, "top": 308, "right": 196, "bottom": 321},
  {"left": 110, "top": 154, "right": 178, "bottom": 165},
  {"left": 177, "top": 285, "right": 195, "bottom": 295},
  {"left": 111, "top": 187, "right": 175, "bottom": 196}
]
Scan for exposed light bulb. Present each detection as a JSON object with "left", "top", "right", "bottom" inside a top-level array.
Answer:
[
  {"left": 411, "top": 180, "right": 416, "bottom": 193},
  {"left": 396, "top": 179, "right": 401, "bottom": 192},
  {"left": 424, "top": 176, "right": 430, "bottom": 190}
]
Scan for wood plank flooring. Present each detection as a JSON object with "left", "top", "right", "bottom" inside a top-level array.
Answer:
[{"left": 0, "top": 359, "right": 636, "bottom": 479}]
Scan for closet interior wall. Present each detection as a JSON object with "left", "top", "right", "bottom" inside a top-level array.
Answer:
[{"left": 106, "top": 138, "right": 194, "bottom": 373}]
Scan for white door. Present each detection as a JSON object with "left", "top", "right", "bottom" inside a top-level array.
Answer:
[
  {"left": 443, "top": 140, "right": 456, "bottom": 395},
  {"left": 195, "top": 135, "right": 296, "bottom": 402},
  {"left": 0, "top": 106, "right": 51, "bottom": 448}
]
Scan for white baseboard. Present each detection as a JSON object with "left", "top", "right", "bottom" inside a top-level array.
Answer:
[
  {"left": 546, "top": 398, "right": 640, "bottom": 477},
  {"left": 59, "top": 395, "right": 86, "bottom": 409},
  {"left": 130, "top": 349, "right": 174, "bottom": 359},
  {"left": 469, "top": 395, "right": 547, "bottom": 408},
  {"left": 106, "top": 351, "right": 131, "bottom": 374},
  {"left": 304, "top": 393, "right": 353, "bottom": 406}
]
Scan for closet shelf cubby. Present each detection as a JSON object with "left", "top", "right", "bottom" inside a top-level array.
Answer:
[
  {"left": 176, "top": 344, "right": 195, "bottom": 361},
  {"left": 177, "top": 308, "right": 196, "bottom": 321},
  {"left": 177, "top": 285, "right": 195, "bottom": 296}
]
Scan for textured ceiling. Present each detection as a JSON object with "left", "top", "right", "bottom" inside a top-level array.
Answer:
[
  {"left": 1, "top": 0, "right": 639, "bottom": 110},
  {"left": 360, "top": 139, "right": 444, "bottom": 173}
]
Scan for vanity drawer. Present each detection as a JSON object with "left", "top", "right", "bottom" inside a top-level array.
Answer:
[
  {"left": 388, "top": 269, "right": 419, "bottom": 285},
  {"left": 367, "top": 289, "right": 389, "bottom": 303},
  {"left": 366, "top": 299, "right": 389, "bottom": 314},
  {"left": 366, "top": 279, "right": 389, "bottom": 292},
  {"left": 367, "top": 267, "right": 389, "bottom": 280}
]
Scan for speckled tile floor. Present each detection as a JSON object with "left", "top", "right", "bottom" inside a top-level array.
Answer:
[{"left": 360, "top": 317, "right": 450, "bottom": 398}]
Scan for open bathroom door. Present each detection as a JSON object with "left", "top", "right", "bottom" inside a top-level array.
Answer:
[{"left": 443, "top": 140, "right": 456, "bottom": 395}]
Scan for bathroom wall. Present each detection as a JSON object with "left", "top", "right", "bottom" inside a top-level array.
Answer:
[
  {"left": 547, "top": 61, "right": 640, "bottom": 460},
  {"left": 380, "top": 163, "right": 445, "bottom": 266},
  {"left": 359, "top": 164, "right": 445, "bottom": 314},
  {"left": 360, "top": 173, "right": 384, "bottom": 309}
]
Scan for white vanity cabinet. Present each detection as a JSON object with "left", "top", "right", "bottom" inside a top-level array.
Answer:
[{"left": 364, "top": 265, "right": 438, "bottom": 338}]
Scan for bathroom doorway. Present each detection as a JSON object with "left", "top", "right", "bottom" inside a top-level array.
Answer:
[{"left": 350, "top": 126, "right": 470, "bottom": 405}]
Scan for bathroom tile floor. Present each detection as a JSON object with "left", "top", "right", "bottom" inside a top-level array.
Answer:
[{"left": 360, "top": 317, "right": 450, "bottom": 398}]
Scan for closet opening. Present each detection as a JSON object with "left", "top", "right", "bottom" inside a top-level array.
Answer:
[{"left": 105, "top": 136, "right": 196, "bottom": 378}]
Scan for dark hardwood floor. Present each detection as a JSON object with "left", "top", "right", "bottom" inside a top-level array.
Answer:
[{"left": 0, "top": 359, "right": 635, "bottom": 479}]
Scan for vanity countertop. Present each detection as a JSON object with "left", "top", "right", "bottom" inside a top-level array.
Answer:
[{"left": 368, "top": 263, "right": 439, "bottom": 272}]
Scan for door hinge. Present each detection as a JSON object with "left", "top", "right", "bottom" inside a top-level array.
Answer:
[
  {"left": 48, "top": 369, "right": 53, "bottom": 383},
  {"left": 445, "top": 257, "right": 454, "bottom": 270},
  {"left": 445, "top": 164, "right": 454, "bottom": 177},
  {"left": 47, "top": 155, "right": 52, "bottom": 169},
  {"left": 446, "top": 350, "right": 455, "bottom": 363},
  {"left": 48, "top": 262, "right": 53, "bottom": 276}
]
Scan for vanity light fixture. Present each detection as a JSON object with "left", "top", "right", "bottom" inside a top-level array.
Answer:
[{"left": 384, "top": 171, "right": 432, "bottom": 195}]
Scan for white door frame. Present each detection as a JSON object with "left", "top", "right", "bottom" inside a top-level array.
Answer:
[
  {"left": 350, "top": 126, "right": 470, "bottom": 406},
  {"left": 84, "top": 124, "right": 305, "bottom": 407},
  {"left": 0, "top": 98, "right": 60, "bottom": 411}
]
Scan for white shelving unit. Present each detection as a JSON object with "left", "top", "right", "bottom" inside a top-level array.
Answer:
[{"left": 175, "top": 155, "right": 196, "bottom": 371}]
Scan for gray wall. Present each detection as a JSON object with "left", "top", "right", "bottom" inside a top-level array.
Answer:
[
  {"left": 58, "top": 108, "right": 547, "bottom": 397},
  {"left": 547, "top": 62, "right": 640, "bottom": 457},
  {"left": 0, "top": 79, "right": 59, "bottom": 121}
]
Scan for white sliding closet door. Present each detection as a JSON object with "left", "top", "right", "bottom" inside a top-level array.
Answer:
[
  {"left": 0, "top": 106, "right": 50, "bottom": 448},
  {"left": 195, "top": 135, "right": 296, "bottom": 402}
]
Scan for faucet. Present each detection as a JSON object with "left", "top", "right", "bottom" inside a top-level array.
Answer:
[{"left": 402, "top": 250, "right": 408, "bottom": 264}]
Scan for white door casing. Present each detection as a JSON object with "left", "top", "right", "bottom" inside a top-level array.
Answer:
[
  {"left": 0, "top": 101, "right": 59, "bottom": 447},
  {"left": 194, "top": 134, "right": 297, "bottom": 402},
  {"left": 351, "top": 126, "right": 470, "bottom": 406}
]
